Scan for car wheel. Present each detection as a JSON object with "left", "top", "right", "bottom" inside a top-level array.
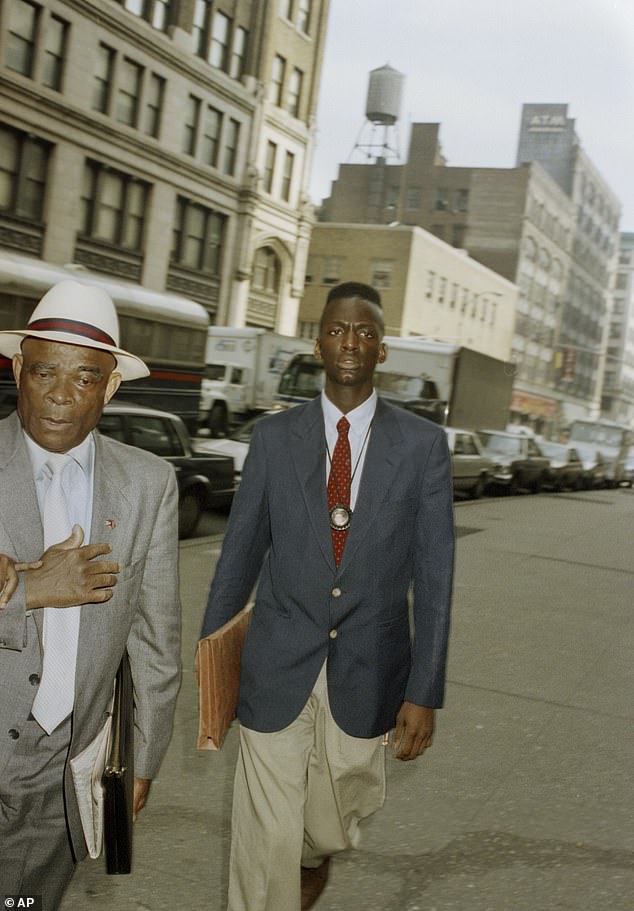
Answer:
[
  {"left": 470, "top": 474, "right": 486, "bottom": 500},
  {"left": 178, "top": 490, "right": 203, "bottom": 538},
  {"left": 531, "top": 473, "right": 543, "bottom": 494},
  {"left": 508, "top": 474, "right": 520, "bottom": 495},
  {"left": 208, "top": 403, "right": 228, "bottom": 438}
]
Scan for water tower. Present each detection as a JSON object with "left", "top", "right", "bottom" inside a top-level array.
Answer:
[{"left": 351, "top": 64, "right": 405, "bottom": 163}]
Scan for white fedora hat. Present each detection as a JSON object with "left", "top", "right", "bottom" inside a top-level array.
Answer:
[{"left": 0, "top": 279, "right": 149, "bottom": 381}]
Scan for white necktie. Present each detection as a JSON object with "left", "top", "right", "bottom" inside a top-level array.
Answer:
[{"left": 31, "top": 453, "right": 81, "bottom": 734}]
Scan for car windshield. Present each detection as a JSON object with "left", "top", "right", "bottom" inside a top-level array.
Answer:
[
  {"left": 540, "top": 441, "right": 567, "bottom": 459},
  {"left": 478, "top": 433, "right": 521, "bottom": 457}
]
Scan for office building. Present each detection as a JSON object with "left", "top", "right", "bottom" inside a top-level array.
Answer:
[{"left": 0, "top": 0, "right": 330, "bottom": 331}]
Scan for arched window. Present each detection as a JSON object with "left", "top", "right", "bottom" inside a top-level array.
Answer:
[{"left": 252, "top": 246, "right": 280, "bottom": 293}]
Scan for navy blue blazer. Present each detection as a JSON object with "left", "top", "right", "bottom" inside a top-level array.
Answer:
[{"left": 200, "top": 396, "right": 455, "bottom": 738}]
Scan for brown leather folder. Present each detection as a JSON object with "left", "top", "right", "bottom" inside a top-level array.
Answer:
[{"left": 195, "top": 603, "right": 254, "bottom": 750}]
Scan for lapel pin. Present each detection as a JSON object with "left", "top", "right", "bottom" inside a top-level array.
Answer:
[{"left": 105, "top": 519, "right": 116, "bottom": 529}]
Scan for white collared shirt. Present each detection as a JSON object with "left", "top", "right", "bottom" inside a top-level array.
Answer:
[
  {"left": 24, "top": 431, "right": 96, "bottom": 541},
  {"left": 321, "top": 390, "right": 377, "bottom": 510}
]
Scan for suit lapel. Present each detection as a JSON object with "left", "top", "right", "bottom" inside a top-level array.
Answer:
[
  {"left": 77, "top": 433, "right": 134, "bottom": 670},
  {"left": 0, "top": 413, "right": 44, "bottom": 562},
  {"left": 289, "top": 399, "right": 336, "bottom": 570},
  {"left": 339, "top": 399, "right": 404, "bottom": 568}
]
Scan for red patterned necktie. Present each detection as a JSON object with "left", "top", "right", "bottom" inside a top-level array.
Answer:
[{"left": 327, "top": 416, "right": 351, "bottom": 566}]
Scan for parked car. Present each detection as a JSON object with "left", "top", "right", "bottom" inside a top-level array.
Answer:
[
  {"left": 538, "top": 441, "right": 585, "bottom": 491},
  {"left": 99, "top": 403, "right": 236, "bottom": 538},
  {"left": 476, "top": 429, "right": 550, "bottom": 494},
  {"left": 622, "top": 447, "right": 634, "bottom": 488},
  {"left": 443, "top": 427, "right": 494, "bottom": 499},
  {"left": 199, "top": 410, "right": 281, "bottom": 482},
  {"left": 565, "top": 442, "right": 612, "bottom": 489}
]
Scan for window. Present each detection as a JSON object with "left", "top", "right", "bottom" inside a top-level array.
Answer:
[
  {"left": 264, "top": 141, "right": 277, "bottom": 193},
  {"left": 426, "top": 271, "right": 435, "bottom": 299},
  {"left": 201, "top": 106, "right": 222, "bottom": 167},
  {"left": 438, "top": 276, "right": 447, "bottom": 304},
  {"left": 92, "top": 44, "right": 115, "bottom": 114},
  {"left": 209, "top": 11, "right": 231, "bottom": 70},
  {"left": 406, "top": 187, "right": 421, "bottom": 210},
  {"left": 144, "top": 73, "right": 165, "bottom": 138},
  {"left": 297, "top": 0, "right": 312, "bottom": 32},
  {"left": 461, "top": 288, "right": 469, "bottom": 314},
  {"left": 253, "top": 247, "right": 280, "bottom": 294},
  {"left": 116, "top": 58, "right": 143, "bottom": 127},
  {"left": 80, "top": 160, "right": 149, "bottom": 251},
  {"left": 223, "top": 118, "right": 240, "bottom": 176},
  {"left": 0, "top": 126, "right": 50, "bottom": 221},
  {"left": 270, "top": 55, "right": 286, "bottom": 106},
  {"left": 281, "top": 0, "right": 294, "bottom": 20},
  {"left": 321, "top": 257, "right": 343, "bottom": 285},
  {"left": 171, "top": 197, "right": 225, "bottom": 275},
  {"left": 450, "top": 283, "right": 458, "bottom": 309},
  {"left": 192, "top": 0, "right": 209, "bottom": 56},
  {"left": 435, "top": 188, "right": 449, "bottom": 211},
  {"left": 119, "top": 0, "right": 172, "bottom": 32},
  {"left": 182, "top": 95, "right": 201, "bottom": 155},
  {"left": 287, "top": 67, "right": 303, "bottom": 117},
  {"left": 42, "top": 15, "right": 68, "bottom": 90},
  {"left": 6, "top": 0, "right": 39, "bottom": 77},
  {"left": 280, "top": 151, "right": 294, "bottom": 201},
  {"left": 230, "top": 26, "right": 248, "bottom": 79},
  {"left": 452, "top": 224, "right": 466, "bottom": 248},
  {"left": 454, "top": 188, "right": 469, "bottom": 212},
  {"left": 371, "top": 261, "right": 392, "bottom": 288}
]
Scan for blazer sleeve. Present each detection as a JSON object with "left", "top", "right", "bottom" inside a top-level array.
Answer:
[
  {"left": 126, "top": 464, "right": 181, "bottom": 780},
  {"left": 406, "top": 427, "right": 455, "bottom": 708},
  {"left": 199, "top": 423, "right": 271, "bottom": 639}
]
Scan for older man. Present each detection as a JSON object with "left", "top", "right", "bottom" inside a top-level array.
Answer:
[{"left": 0, "top": 280, "right": 181, "bottom": 910}]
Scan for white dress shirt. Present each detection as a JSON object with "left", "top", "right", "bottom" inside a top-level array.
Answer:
[{"left": 321, "top": 390, "right": 377, "bottom": 510}]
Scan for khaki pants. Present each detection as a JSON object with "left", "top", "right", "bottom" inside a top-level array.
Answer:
[{"left": 227, "top": 663, "right": 386, "bottom": 911}]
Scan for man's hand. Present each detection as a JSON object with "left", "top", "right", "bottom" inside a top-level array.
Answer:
[
  {"left": 133, "top": 778, "right": 152, "bottom": 821},
  {"left": 393, "top": 701, "right": 435, "bottom": 761},
  {"left": 24, "top": 525, "right": 120, "bottom": 610},
  {"left": 0, "top": 554, "right": 42, "bottom": 608}
]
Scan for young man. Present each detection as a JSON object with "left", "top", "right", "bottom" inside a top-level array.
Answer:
[
  {"left": 201, "top": 281, "right": 455, "bottom": 910},
  {"left": 0, "top": 280, "right": 181, "bottom": 910}
]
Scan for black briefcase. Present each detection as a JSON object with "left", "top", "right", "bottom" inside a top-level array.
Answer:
[{"left": 103, "top": 651, "right": 134, "bottom": 874}]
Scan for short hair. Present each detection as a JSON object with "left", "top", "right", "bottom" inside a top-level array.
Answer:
[{"left": 325, "top": 281, "right": 382, "bottom": 308}]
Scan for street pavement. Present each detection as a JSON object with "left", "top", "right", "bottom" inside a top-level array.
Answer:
[{"left": 60, "top": 488, "right": 634, "bottom": 910}]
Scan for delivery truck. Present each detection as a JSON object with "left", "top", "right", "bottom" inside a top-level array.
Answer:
[
  {"left": 276, "top": 337, "right": 514, "bottom": 430},
  {"left": 199, "top": 327, "right": 312, "bottom": 435}
]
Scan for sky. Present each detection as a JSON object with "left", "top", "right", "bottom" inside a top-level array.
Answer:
[{"left": 309, "top": 0, "right": 634, "bottom": 231}]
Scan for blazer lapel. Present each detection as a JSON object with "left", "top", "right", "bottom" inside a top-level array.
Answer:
[
  {"left": 339, "top": 399, "right": 404, "bottom": 568},
  {"left": 289, "top": 399, "right": 336, "bottom": 570}
]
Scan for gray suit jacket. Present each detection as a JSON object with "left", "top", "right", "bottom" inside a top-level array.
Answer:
[
  {"left": 201, "top": 396, "right": 454, "bottom": 738},
  {"left": 0, "top": 411, "right": 181, "bottom": 858}
]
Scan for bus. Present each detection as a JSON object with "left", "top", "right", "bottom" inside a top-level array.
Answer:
[
  {"left": 566, "top": 418, "right": 634, "bottom": 487},
  {"left": 0, "top": 251, "right": 209, "bottom": 433}
]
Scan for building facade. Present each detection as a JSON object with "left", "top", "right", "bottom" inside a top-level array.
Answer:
[
  {"left": 300, "top": 223, "right": 517, "bottom": 363},
  {"left": 601, "top": 233, "right": 634, "bottom": 424},
  {"left": 319, "top": 105, "right": 621, "bottom": 435},
  {"left": 0, "top": 0, "right": 329, "bottom": 331}
]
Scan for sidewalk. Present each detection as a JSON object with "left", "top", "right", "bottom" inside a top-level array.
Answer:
[{"left": 61, "top": 490, "right": 634, "bottom": 910}]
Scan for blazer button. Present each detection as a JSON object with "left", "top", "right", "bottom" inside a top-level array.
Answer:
[
  {"left": 29, "top": 673, "right": 41, "bottom": 686},
  {"left": 329, "top": 629, "right": 338, "bottom": 639},
  {"left": 8, "top": 728, "right": 19, "bottom": 740},
  {"left": 331, "top": 587, "right": 342, "bottom": 598}
]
